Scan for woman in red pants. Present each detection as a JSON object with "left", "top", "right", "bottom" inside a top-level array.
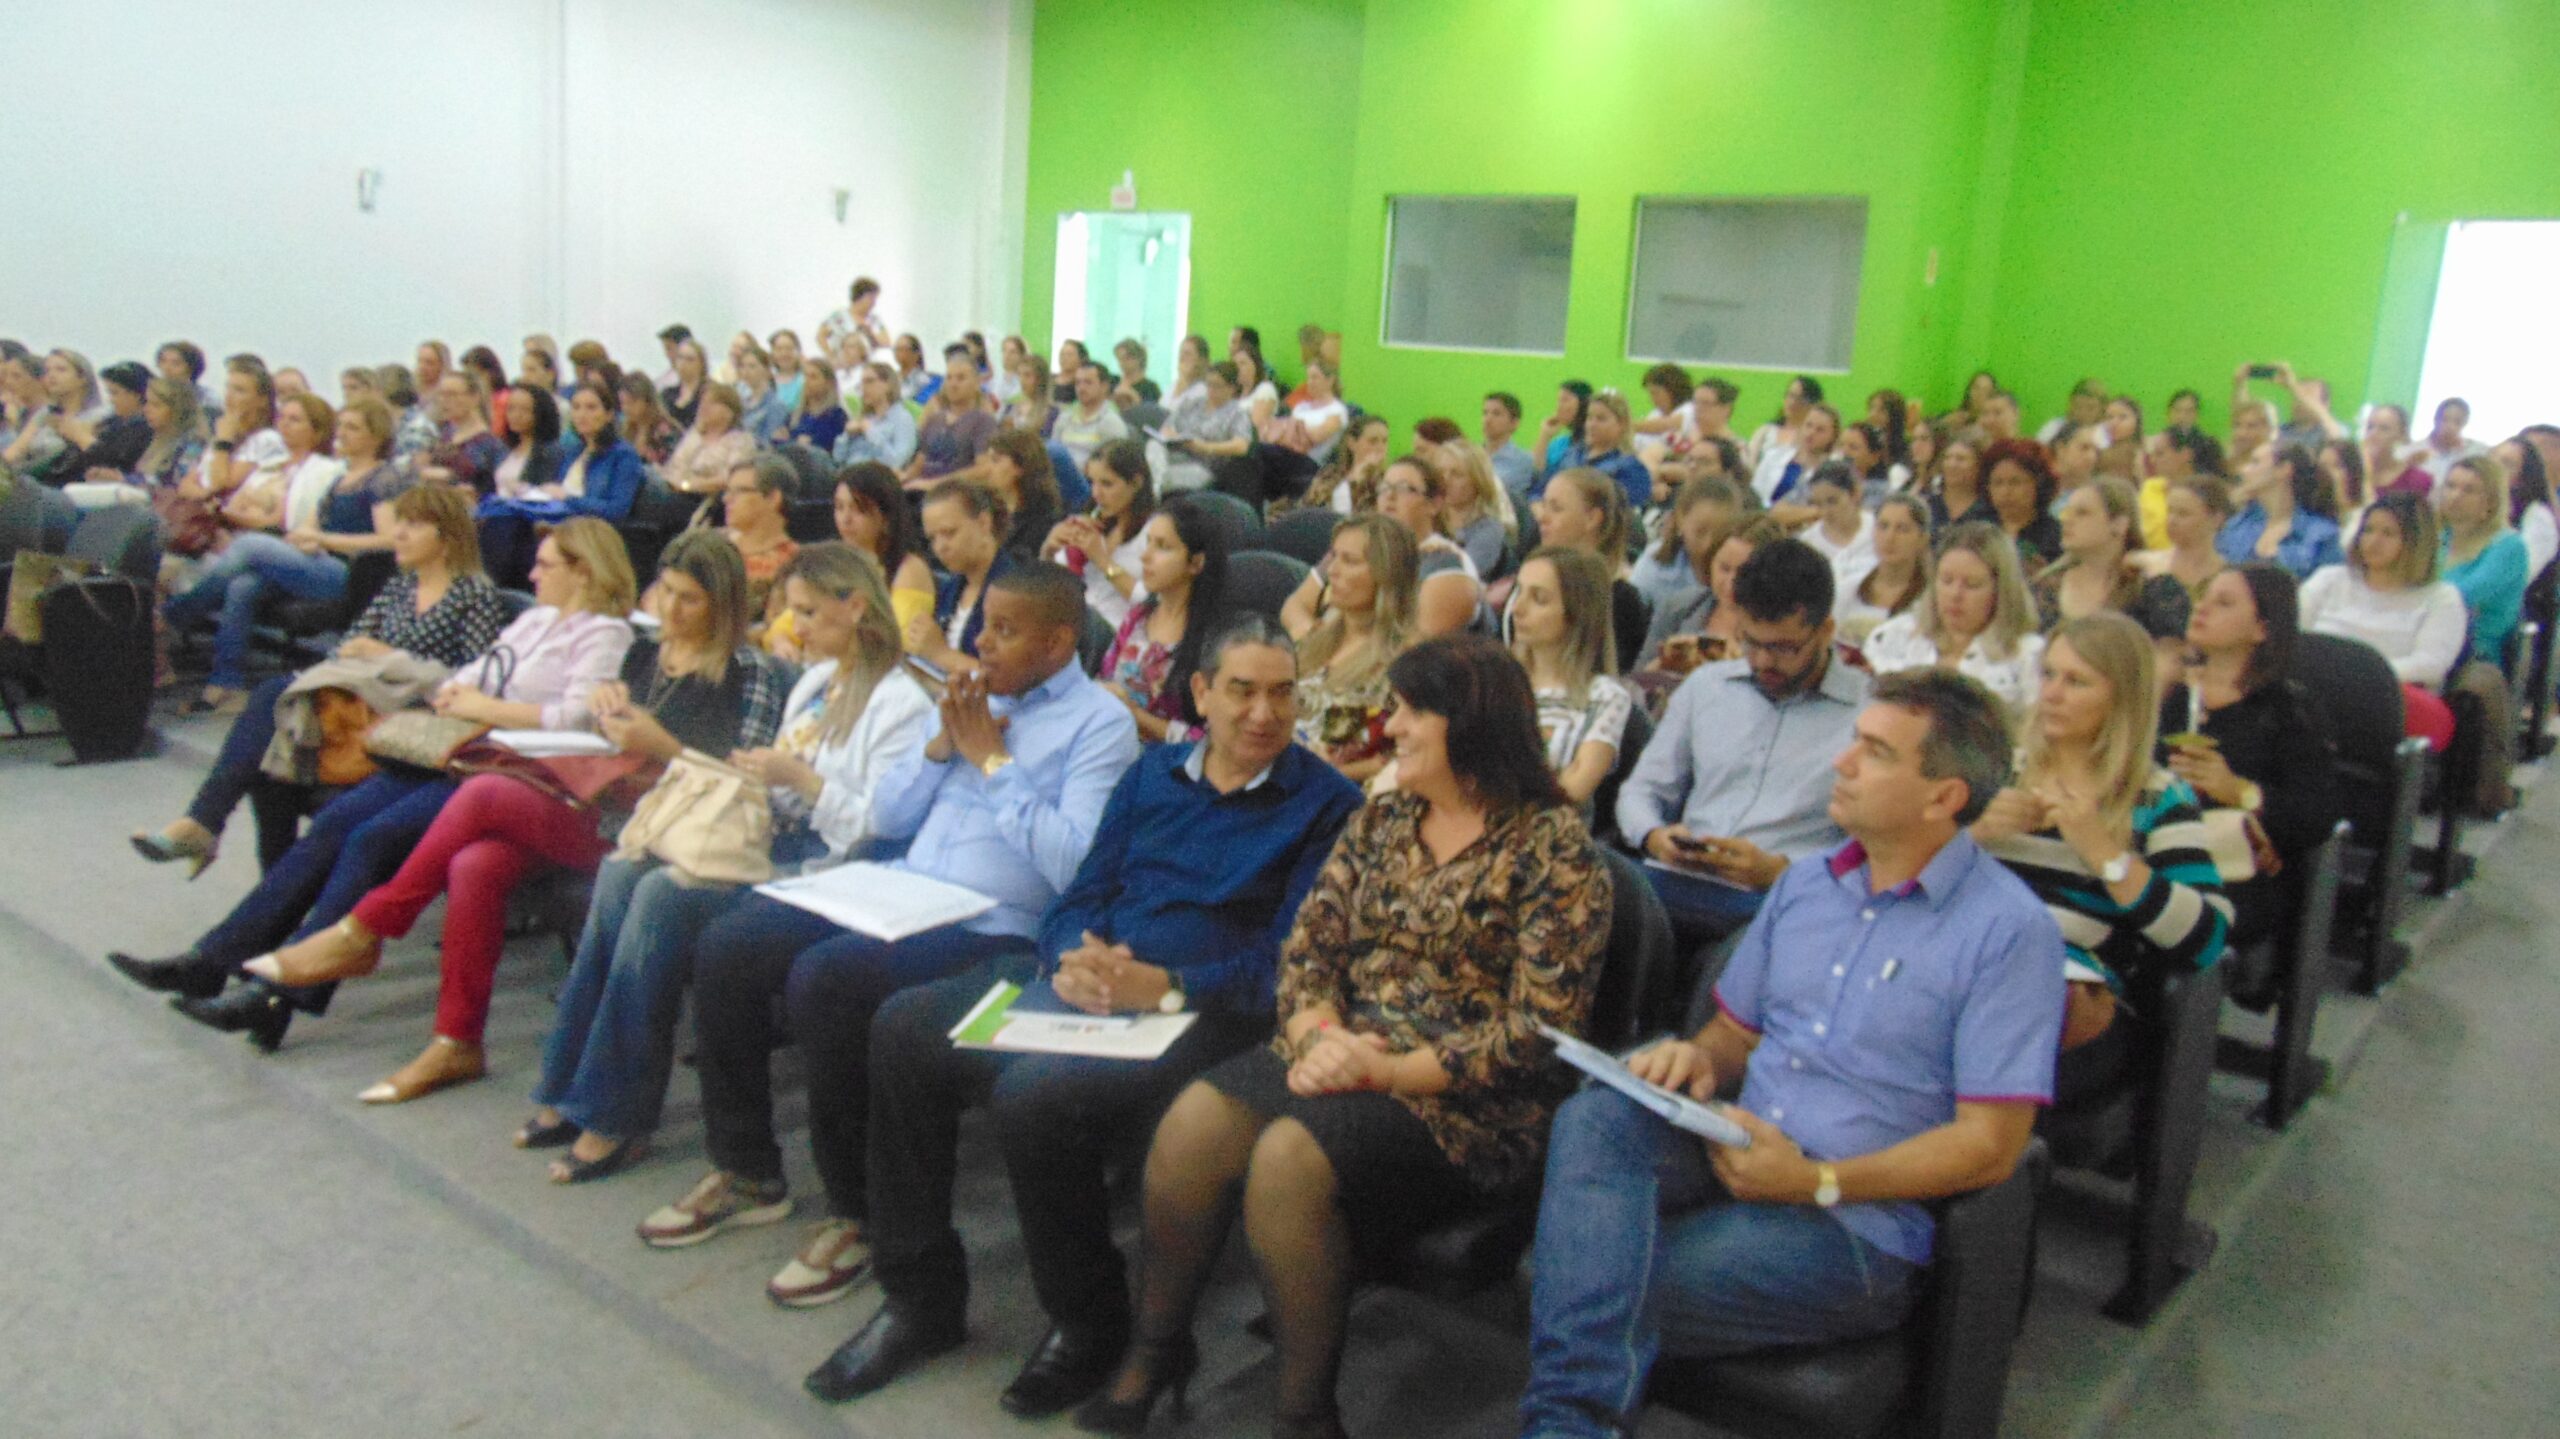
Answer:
[{"left": 248, "top": 530, "right": 792, "bottom": 1103}]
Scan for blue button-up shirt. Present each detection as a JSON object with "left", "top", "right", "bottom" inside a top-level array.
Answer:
[
  {"left": 869, "top": 661, "right": 1142, "bottom": 938},
  {"left": 2215, "top": 502, "right": 2343, "bottom": 580},
  {"left": 1714, "top": 834, "right": 2065, "bottom": 1264},
  {"left": 1616, "top": 657, "right": 1870, "bottom": 862}
]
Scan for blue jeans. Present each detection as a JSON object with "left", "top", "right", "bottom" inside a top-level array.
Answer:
[
  {"left": 166, "top": 533, "right": 347, "bottom": 689},
  {"left": 186, "top": 675, "right": 297, "bottom": 842},
  {"left": 1518, "top": 1088, "right": 1919, "bottom": 1439},
  {"left": 531, "top": 856, "right": 749, "bottom": 1141},
  {"left": 1644, "top": 866, "right": 1767, "bottom": 947},
  {"left": 195, "top": 771, "right": 455, "bottom": 966}
]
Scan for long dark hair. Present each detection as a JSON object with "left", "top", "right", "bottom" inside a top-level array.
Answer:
[
  {"left": 2271, "top": 443, "right": 2337, "bottom": 519},
  {"left": 837, "top": 460, "right": 924, "bottom": 566},
  {"left": 1154, "top": 495, "right": 1233, "bottom": 725},
  {"left": 1558, "top": 379, "right": 1593, "bottom": 448},
  {"left": 2227, "top": 561, "right": 2301, "bottom": 694},
  {"left": 1091, "top": 439, "right": 1157, "bottom": 546},
  {"left": 516, "top": 385, "right": 562, "bottom": 448},
  {"left": 1386, "top": 634, "right": 1569, "bottom": 813}
]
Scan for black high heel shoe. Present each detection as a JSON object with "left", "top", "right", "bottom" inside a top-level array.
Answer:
[
  {"left": 106, "top": 950, "right": 230, "bottom": 1000},
  {"left": 173, "top": 983, "right": 293, "bottom": 1053},
  {"left": 1073, "top": 1334, "right": 1198, "bottom": 1436}
]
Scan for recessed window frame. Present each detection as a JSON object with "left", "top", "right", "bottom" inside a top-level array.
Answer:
[
  {"left": 1380, "top": 193, "right": 1578, "bottom": 359},
  {"left": 1623, "top": 193, "right": 1869, "bottom": 375}
]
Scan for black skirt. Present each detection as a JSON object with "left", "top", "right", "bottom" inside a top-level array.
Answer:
[{"left": 1200, "top": 1046, "right": 1483, "bottom": 1262}]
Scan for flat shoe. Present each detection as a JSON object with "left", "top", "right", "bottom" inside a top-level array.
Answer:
[
  {"left": 245, "top": 918, "right": 381, "bottom": 988},
  {"left": 550, "top": 1138, "right": 650, "bottom": 1185},
  {"left": 515, "top": 1115, "right": 580, "bottom": 1149},
  {"left": 358, "top": 1037, "right": 485, "bottom": 1105}
]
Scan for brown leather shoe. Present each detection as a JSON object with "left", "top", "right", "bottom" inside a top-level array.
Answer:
[{"left": 358, "top": 1037, "right": 486, "bottom": 1104}]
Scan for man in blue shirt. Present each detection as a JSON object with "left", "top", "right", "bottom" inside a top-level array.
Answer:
[
  {"left": 1482, "top": 390, "right": 1538, "bottom": 509},
  {"left": 641, "top": 564, "right": 1141, "bottom": 1292},
  {"left": 1520, "top": 670, "right": 2065, "bottom": 1438},
  {"left": 1618, "top": 539, "right": 1869, "bottom": 944},
  {"left": 803, "top": 616, "right": 1362, "bottom": 1409}
]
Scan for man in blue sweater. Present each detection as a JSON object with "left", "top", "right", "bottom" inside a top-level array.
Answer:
[{"left": 805, "top": 615, "right": 1364, "bottom": 1410}]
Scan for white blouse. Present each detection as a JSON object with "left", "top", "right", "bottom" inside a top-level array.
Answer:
[
  {"left": 1863, "top": 612, "right": 2046, "bottom": 718},
  {"left": 2298, "top": 565, "right": 2470, "bottom": 688},
  {"left": 777, "top": 661, "right": 939, "bottom": 867}
]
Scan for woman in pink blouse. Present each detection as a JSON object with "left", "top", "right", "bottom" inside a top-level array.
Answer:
[{"left": 1098, "top": 496, "right": 1232, "bottom": 742}]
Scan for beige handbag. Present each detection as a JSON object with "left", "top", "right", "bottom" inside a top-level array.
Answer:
[
  {"left": 5, "top": 550, "right": 96, "bottom": 644},
  {"left": 362, "top": 711, "right": 491, "bottom": 773},
  {"left": 613, "top": 748, "right": 775, "bottom": 885}
]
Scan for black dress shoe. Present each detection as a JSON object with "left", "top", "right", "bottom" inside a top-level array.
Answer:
[
  {"left": 803, "top": 1304, "right": 964, "bottom": 1404},
  {"left": 1001, "top": 1323, "right": 1130, "bottom": 1418},
  {"left": 106, "top": 950, "right": 229, "bottom": 1000},
  {"left": 173, "top": 983, "right": 293, "bottom": 1054}
]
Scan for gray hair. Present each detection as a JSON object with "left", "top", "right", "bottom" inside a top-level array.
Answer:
[
  {"left": 1868, "top": 668, "right": 2014, "bottom": 826},
  {"left": 1202, "top": 613, "right": 1297, "bottom": 677}
]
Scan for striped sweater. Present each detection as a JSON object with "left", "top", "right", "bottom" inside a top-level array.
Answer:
[{"left": 1980, "top": 771, "right": 2231, "bottom": 994}]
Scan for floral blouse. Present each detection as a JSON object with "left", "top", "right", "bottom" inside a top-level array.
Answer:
[
  {"left": 1274, "top": 793, "right": 1610, "bottom": 1191},
  {"left": 1293, "top": 656, "right": 1395, "bottom": 766},
  {"left": 1101, "top": 596, "right": 1196, "bottom": 737}
]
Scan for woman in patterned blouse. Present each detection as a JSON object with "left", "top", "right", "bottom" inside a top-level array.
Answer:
[
  {"left": 1086, "top": 633, "right": 1611, "bottom": 1439},
  {"left": 134, "top": 482, "right": 509, "bottom": 876},
  {"left": 1098, "top": 494, "right": 1230, "bottom": 742},
  {"left": 244, "top": 530, "right": 792, "bottom": 1105}
]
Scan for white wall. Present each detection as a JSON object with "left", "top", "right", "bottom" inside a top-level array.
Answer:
[{"left": 0, "top": 0, "right": 1028, "bottom": 391}]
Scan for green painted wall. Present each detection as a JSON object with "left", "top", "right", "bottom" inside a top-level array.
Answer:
[
  {"left": 1019, "top": 0, "right": 1367, "bottom": 369},
  {"left": 1984, "top": 0, "right": 2560, "bottom": 430}
]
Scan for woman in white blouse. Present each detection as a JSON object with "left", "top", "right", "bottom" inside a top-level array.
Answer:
[
  {"left": 525, "top": 542, "right": 935, "bottom": 1183},
  {"left": 1046, "top": 440, "right": 1156, "bottom": 630},
  {"left": 1863, "top": 519, "right": 2045, "bottom": 720},
  {"left": 2299, "top": 492, "right": 2468, "bottom": 689},
  {"left": 1834, "top": 493, "right": 1931, "bottom": 647},
  {"left": 1510, "top": 545, "right": 1632, "bottom": 813}
]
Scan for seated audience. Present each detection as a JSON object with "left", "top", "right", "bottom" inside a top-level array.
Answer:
[
  {"left": 733, "top": 344, "right": 790, "bottom": 445},
  {"left": 1518, "top": 669, "right": 2062, "bottom": 1438},
  {"left": 1154, "top": 361, "right": 1252, "bottom": 493},
  {"left": 118, "top": 521, "right": 637, "bottom": 1049},
  {"left": 802, "top": 617, "right": 1361, "bottom": 1409},
  {"left": 617, "top": 371, "right": 682, "bottom": 466},
  {"left": 1532, "top": 381, "right": 1592, "bottom": 488},
  {"left": 982, "top": 425, "right": 1066, "bottom": 563},
  {"left": 1973, "top": 613, "right": 2228, "bottom": 1091},
  {"left": 2035, "top": 475, "right": 2193, "bottom": 657},
  {"left": 2490, "top": 435, "right": 2556, "bottom": 574},
  {"left": 1275, "top": 357, "right": 1350, "bottom": 467},
  {"left": 719, "top": 456, "right": 801, "bottom": 622},
  {"left": 1927, "top": 433, "right": 1995, "bottom": 532},
  {"left": 906, "top": 344, "right": 1001, "bottom": 489},
  {"left": 1983, "top": 438, "right": 2063, "bottom": 570},
  {"left": 1798, "top": 462, "right": 1876, "bottom": 593},
  {"left": 479, "top": 383, "right": 646, "bottom": 588},
  {"left": 2158, "top": 564, "right": 2342, "bottom": 983},
  {"left": 1556, "top": 388, "right": 1653, "bottom": 512},
  {"left": 134, "top": 481, "right": 508, "bottom": 868},
  {"left": 1530, "top": 467, "right": 1651, "bottom": 672},
  {"left": 817, "top": 277, "right": 891, "bottom": 360},
  {"left": 1630, "top": 476, "right": 1747, "bottom": 617},
  {"left": 126, "top": 375, "right": 212, "bottom": 492},
  {"left": 662, "top": 336, "right": 708, "bottom": 428},
  {"left": 910, "top": 479, "right": 1017, "bottom": 675},
  {"left": 768, "top": 331, "right": 807, "bottom": 412},
  {"left": 835, "top": 361, "right": 920, "bottom": 472},
  {"left": 1744, "top": 375, "right": 1819, "bottom": 487},
  {"left": 1510, "top": 546, "right": 1633, "bottom": 814},
  {"left": 1433, "top": 438, "right": 1512, "bottom": 578},
  {"left": 1111, "top": 337, "right": 1159, "bottom": 408},
  {"left": 529, "top": 544, "right": 936, "bottom": 1182},
  {"left": 664, "top": 382, "right": 755, "bottom": 496},
  {"left": 2299, "top": 492, "right": 2468, "bottom": 748},
  {"left": 2217, "top": 442, "right": 2344, "bottom": 579},
  {"left": 1054, "top": 361, "right": 1132, "bottom": 472},
  {"left": 1086, "top": 633, "right": 1610, "bottom": 1438},
  {"left": 1863, "top": 521, "right": 2045, "bottom": 719},
  {"left": 1636, "top": 515, "right": 1783, "bottom": 679},
  {"left": 1047, "top": 439, "right": 1156, "bottom": 630},
  {"left": 1314, "top": 414, "right": 1392, "bottom": 514},
  {"left": 1483, "top": 389, "right": 1538, "bottom": 504},
  {"left": 2137, "top": 472, "right": 2232, "bottom": 599},
  {"left": 1284, "top": 513, "right": 1418, "bottom": 782},
  {"left": 1835, "top": 493, "right": 1931, "bottom": 646},
  {"left": 59, "top": 359, "right": 154, "bottom": 493},
  {"left": 635, "top": 564, "right": 1137, "bottom": 1314},
  {"left": 240, "top": 531, "right": 788, "bottom": 1104},
  {"left": 789, "top": 362, "right": 849, "bottom": 454},
  {"left": 0, "top": 347, "right": 107, "bottom": 482},
  {"left": 1620, "top": 539, "right": 1869, "bottom": 942},
  {"left": 490, "top": 386, "right": 565, "bottom": 504},
  {"left": 2438, "top": 453, "right": 2530, "bottom": 665},
  {"left": 1098, "top": 495, "right": 1229, "bottom": 742},
  {"left": 2360, "top": 404, "right": 2431, "bottom": 500},
  {"left": 1161, "top": 335, "right": 1211, "bottom": 412},
  {"left": 1369, "top": 450, "right": 1486, "bottom": 636}
]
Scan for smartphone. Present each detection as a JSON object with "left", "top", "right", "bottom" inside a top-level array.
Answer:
[{"left": 2246, "top": 364, "right": 2280, "bottom": 380}]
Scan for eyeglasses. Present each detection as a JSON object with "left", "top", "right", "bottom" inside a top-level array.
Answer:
[
  {"left": 1378, "top": 482, "right": 1428, "bottom": 501},
  {"left": 1738, "top": 631, "right": 1820, "bottom": 661}
]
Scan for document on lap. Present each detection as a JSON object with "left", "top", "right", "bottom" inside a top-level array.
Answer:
[
  {"left": 756, "top": 861, "right": 997, "bottom": 942},
  {"left": 488, "top": 729, "right": 619, "bottom": 758},
  {"left": 948, "top": 979, "right": 1197, "bottom": 1060},
  {"left": 1539, "top": 1022, "right": 1753, "bottom": 1149}
]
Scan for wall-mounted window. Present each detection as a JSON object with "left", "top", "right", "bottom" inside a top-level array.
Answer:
[
  {"left": 1383, "top": 195, "right": 1575, "bottom": 356},
  {"left": 1626, "top": 197, "right": 1867, "bottom": 373}
]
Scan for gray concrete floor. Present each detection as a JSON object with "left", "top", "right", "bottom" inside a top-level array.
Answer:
[{"left": 1, "top": 701, "right": 2552, "bottom": 1438}]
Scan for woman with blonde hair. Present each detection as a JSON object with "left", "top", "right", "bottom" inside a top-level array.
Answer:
[
  {"left": 1289, "top": 513, "right": 1418, "bottom": 781},
  {"left": 666, "top": 381, "right": 756, "bottom": 495},
  {"left": 2034, "top": 474, "right": 2193, "bottom": 658},
  {"left": 526, "top": 541, "right": 938, "bottom": 1182},
  {"left": 1006, "top": 351, "right": 1057, "bottom": 438},
  {"left": 120, "top": 518, "right": 639, "bottom": 1051},
  {"left": 1432, "top": 436, "right": 1513, "bottom": 576},
  {"left": 1509, "top": 545, "right": 1632, "bottom": 811},
  {"left": 1973, "top": 612, "right": 2228, "bottom": 1081},
  {"left": 789, "top": 361, "right": 849, "bottom": 454},
  {"left": 130, "top": 375, "right": 211, "bottom": 490},
  {"left": 1531, "top": 466, "right": 1652, "bottom": 672},
  {"left": 1862, "top": 520, "right": 2045, "bottom": 717}
]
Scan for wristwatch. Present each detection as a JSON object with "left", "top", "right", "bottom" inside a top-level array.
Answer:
[
  {"left": 978, "top": 749, "right": 1014, "bottom": 779},
  {"left": 2099, "top": 851, "right": 2135, "bottom": 885},
  {"left": 1157, "top": 974, "right": 1188, "bottom": 1014},
  {"left": 1813, "top": 1162, "right": 1841, "bottom": 1209}
]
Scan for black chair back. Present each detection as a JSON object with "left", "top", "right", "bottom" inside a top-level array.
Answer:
[
  {"left": 0, "top": 481, "right": 48, "bottom": 558},
  {"left": 1224, "top": 550, "right": 1308, "bottom": 628},
  {"left": 1265, "top": 508, "right": 1341, "bottom": 566},
  {"left": 777, "top": 442, "right": 835, "bottom": 502},
  {"left": 1173, "top": 489, "right": 1265, "bottom": 557},
  {"left": 1078, "top": 606, "right": 1115, "bottom": 678},
  {"left": 1586, "top": 847, "right": 1680, "bottom": 1050},
  {"left": 2291, "top": 634, "right": 2402, "bottom": 820},
  {"left": 785, "top": 499, "right": 836, "bottom": 544},
  {"left": 1589, "top": 701, "right": 1654, "bottom": 853}
]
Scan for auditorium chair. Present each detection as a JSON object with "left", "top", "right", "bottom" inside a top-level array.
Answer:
[
  {"left": 1264, "top": 509, "right": 1341, "bottom": 568},
  {"left": 1173, "top": 488, "right": 1265, "bottom": 557},
  {"left": 2212, "top": 821, "right": 2350, "bottom": 1130},
  {"left": 1586, "top": 703, "right": 1653, "bottom": 854},
  {"left": 1647, "top": 1142, "right": 2052, "bottom": 1439},
  {"left": 2517, "top": 563, "right": 2557, "bottom": 760},
  {"left": 1225, "top": 551, "right": 1309, "bottom": 629},
  {"left": 2291, "top": 634, "right": 2422, "bottom": 993}
]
